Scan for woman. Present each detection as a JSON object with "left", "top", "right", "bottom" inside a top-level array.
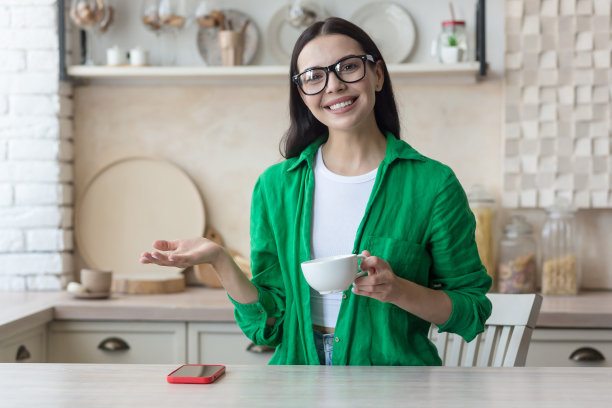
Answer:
[{"left": 141, "top": 17, "right": 492, "bottom": 366}]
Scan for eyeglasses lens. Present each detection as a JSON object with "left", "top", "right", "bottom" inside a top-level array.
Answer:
[{"left": 298, "top": 57, "right": 366, "bottom": 95}]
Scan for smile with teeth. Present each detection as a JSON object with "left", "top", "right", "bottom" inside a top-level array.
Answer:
[{"left": 328, "top": 99, "right": 355, "bottom": 110}]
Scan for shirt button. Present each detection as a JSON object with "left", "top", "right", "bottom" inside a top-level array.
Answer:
[
  {"left": 258, "top": 310, "right": 264, "bottom": 314},
  {"left": 335, "top": 337, "right": 340, "bottom": 343},
  {"left": 342, "top": 294, "right": 347, "bottom": 299}
]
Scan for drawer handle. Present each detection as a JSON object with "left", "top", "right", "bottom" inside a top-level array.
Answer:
[
  {"left": 246, "top": 342, "right": 275, "bottom": 354},
  {"left": 15, "top": 345, "right": 31, "bottom": 362},
  {"left": 98, "top": 337, "right": 130, "bottom": 352},
  {"left": 569, "top": 347, "right": 605, "bottom": 362}
]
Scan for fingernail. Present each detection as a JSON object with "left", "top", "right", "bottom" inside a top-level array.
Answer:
[
  {"left": 168, "top": 257, "right": 174, "bottom": 262},
  {"left": 151, "top": 254, "right": 159, "bottom": 259}
]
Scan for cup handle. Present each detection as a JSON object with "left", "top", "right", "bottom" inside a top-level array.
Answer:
[{"left": 355, "top": 253, "right": 367, "bottom": 280}]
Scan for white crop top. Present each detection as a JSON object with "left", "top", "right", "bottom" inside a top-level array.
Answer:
[{"left": 310, "top": 146, "right": 377, "bottom": 328}]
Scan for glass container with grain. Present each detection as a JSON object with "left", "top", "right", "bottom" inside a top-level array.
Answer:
[
  {"left": 467, "top": 185, "right": 496, "bottom": 290},
  {"left": 541, "top": 198, "right": 580, "bottom": 295}
]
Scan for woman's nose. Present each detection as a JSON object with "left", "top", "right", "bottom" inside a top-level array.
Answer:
[{"left": 325, "top": 71, "right": 346, "bottom": 93}]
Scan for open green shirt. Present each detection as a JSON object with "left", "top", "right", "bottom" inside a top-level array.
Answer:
[{"left": 230, "top": 132, "right": 492, "bottom": 365}]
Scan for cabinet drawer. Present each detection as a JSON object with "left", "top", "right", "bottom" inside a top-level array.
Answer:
[
  {"left": 0, "top": 325, "right": 47, "bottom": 363},
  {"left": 187, "top": 322, "right": 273, "bottom": 365},
  {"left": 526, "top": 329, "right": 612, "bottom": 367},
  {"left": 48, "top": 321, "right": 186, "bottom": 364}
]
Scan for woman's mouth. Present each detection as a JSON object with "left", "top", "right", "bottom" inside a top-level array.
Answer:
[{"left": 325, "top": 97, "right": 357, "bottom": 112}]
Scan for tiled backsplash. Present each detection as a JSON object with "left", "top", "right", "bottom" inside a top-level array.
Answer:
[{"left": 503, "top": 0, "right": 612, "bottom": 208}]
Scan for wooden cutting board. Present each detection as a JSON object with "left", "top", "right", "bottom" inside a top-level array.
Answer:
[{"left": 112, "top": 273, "right": 185, "bottom": 294}]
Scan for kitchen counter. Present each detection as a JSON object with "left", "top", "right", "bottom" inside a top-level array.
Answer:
[
  {"left": 2, "top": 288, "right": 612, "bottom": 337},
  {"left": 1, "top": 363, "right": 611, "bottom": 407}
]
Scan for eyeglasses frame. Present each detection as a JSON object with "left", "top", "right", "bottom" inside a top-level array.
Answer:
[{"left": 292, "top": 54, "right": 378, "bottom": 96}]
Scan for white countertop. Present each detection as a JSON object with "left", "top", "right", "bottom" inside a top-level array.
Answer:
[
  {"left": 1, "top": 364, "right": 611, "bottom": 407},
  {"left": 2, "top": 288, "right": 612, "bottom": 338}
]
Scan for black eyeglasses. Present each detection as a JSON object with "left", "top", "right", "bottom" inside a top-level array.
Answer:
[{"left": 292, "top": 54, "right": 377, "bottom": 95}]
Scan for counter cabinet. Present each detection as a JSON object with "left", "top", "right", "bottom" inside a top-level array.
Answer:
[
  {"left": 526, "top": 328, "right": 612, "bottom": 367},
  {"left": 0, "top": 323, "right": 47, "bottom": 363},
  {"left": 22, "top": 320, "right": 273, "bottom": 365}
]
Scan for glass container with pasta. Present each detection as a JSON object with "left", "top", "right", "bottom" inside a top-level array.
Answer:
[
  {"left": 541, "top": 198, "right": 580, "bottom": 295},
  {"left": 467, "top": 185, "right": 496, "bottom": 290},
  {"left": 498, "top": 215, "right": 537, "bottom": 294}
]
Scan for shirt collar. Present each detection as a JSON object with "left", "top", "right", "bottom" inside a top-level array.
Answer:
[{"left": 286, "top": 131, "right": 425, "bottom": 172}]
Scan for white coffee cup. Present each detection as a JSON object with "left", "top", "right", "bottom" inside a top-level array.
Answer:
[
  {"left": 129, "top": 47, "right": 149, "bottom": 66},
  {"left": 301, "top": 254, "right": 366, "bottom": 294},
  {"left": 106, "top": 45, "right": 125, "bottom": 66}
]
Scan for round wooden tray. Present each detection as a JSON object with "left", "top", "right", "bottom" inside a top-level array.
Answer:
[{"left": 75, "top": 157, "right": 206, "bottom": 278}]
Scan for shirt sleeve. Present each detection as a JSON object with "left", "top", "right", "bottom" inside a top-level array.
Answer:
[
  {"left": 427, "top": 168, "right": 492, "bottom": 342},
  {"left": 230, "top": 176, "right": 286, "bottom": 348}
]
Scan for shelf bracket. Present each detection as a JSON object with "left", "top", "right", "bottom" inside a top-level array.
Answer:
[
  {"left": 476, "top": 0, "right": 487, "bottom": 77},
  {"left": 58, "top": 0, "right": 67, "bottom": 81}
]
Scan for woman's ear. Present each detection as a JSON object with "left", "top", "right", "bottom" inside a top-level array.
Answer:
[{"left": 375, "top": 60, "right": 384, "bottom": 92}]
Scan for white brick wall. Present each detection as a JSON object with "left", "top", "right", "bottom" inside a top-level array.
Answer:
[{"left": 0, "top": 0, "right": 74, "bottom": 291}]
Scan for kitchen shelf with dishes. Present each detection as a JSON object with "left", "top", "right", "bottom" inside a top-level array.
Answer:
[{"left": 66, "top": 62, "right": 484, "bottom": 85}]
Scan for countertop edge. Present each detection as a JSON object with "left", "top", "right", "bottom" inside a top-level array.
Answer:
[{"left": 3, "top": 289, "right": 612, "bottom": 338}]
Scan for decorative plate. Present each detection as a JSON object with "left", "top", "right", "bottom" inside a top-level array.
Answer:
[{"left": 350, "top": 1, "right": 416, "bottom": 63}]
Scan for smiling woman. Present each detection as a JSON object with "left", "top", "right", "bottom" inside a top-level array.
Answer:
[{"left": 141, "top": 17, "right": 492, "bottom": 366}]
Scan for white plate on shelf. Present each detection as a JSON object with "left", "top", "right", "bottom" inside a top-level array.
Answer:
[
  {"left": 350, "top": 1, "right": 416, "bottom": 63},
  {"left": 197, "top": 9, "right": 259, "bottom": 66},
  {"left": 75, "top": 157, "right": 206, "bottom": 277},
  {"left": 266, "top": 3, "right": 325, "bottom": 65}
]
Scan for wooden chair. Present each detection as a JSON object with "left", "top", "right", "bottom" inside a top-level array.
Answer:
[{"left": 429, "top": 293, "right": 543, "bottom": 367}]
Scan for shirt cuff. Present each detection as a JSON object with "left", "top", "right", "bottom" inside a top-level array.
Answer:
[
  {"left": 436, "top": 290, "right": 463, "bottom": 333},
  {"left": 228, "top": 290, "right": 276, "bottom": 323}
]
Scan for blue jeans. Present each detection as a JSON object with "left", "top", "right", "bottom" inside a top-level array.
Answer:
[{"left": 313, "top": 330, "right": 334, "bottom": 365}]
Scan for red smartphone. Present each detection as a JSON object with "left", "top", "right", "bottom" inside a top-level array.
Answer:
[{"left": 167, "top": 364, "right": 226, "bottom": 384}]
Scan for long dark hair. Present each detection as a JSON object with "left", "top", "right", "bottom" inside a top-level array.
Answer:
[{"left": 280, "top": 17, "right": 400, "bottom": 159}]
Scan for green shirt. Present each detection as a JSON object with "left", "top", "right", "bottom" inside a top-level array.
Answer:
[{"left": 230, "top": 132, "right": 492, "bottom": 365}]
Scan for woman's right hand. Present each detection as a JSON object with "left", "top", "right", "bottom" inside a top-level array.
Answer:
[{"left": 139, "top": 237, "right": 223, "bottom": 269}]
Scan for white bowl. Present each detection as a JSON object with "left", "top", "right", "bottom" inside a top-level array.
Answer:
[{"left": 301, "top": 254, "right": 365, "bottom": 294}]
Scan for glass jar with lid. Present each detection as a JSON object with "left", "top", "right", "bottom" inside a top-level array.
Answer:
[
  {"left": 432, "top": 20, "right": 468, "bottom": 64},
  {"left": 467, "top": 185, "right": 496, "bottom": 290},
  {"left": 498, "top": 215, "right": 537, "bottom": 294},
  {"left": 541, "top": 198, "right": 580, "bottom": 295}
]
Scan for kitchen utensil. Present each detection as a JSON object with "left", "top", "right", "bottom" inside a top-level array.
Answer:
[
  {"left": 218, "top": 29, "right": 245, "bottom": 66},
  {"left": 69, "top": 0, "right": 112, "bottom": 65},
  {"left": 196, "top": 9, "right": 258, "bottom": 66},
  {"left": 287, "top": 0, "right": 316, "bottom": 28},
  {"left": 75, "top": 157, "right": 206, "bottom": 279},
  {"left": 350, "top": 1, "right": 416, "bottom": 63}
]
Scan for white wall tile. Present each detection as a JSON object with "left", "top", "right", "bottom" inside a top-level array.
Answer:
[
  {"left": 593, "top": 0, "right": 612, "bottom": 15},
  {"left": 541, "top": 0, "right": 560, "bottom": 16},
  {"left": 576, "top": 0, "right": 594, "bottom": 15},
  {"left": 560, "top": 0, "right": 577, "bottom": 15}
]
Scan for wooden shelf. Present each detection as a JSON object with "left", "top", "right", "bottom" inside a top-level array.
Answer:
[{"left": 67, "top": 62, "right": 484, "bottom": 85}]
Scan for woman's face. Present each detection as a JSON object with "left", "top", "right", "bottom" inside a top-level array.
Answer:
[{"left": 296, "top": 34, "right": 384, "bottom": 134}]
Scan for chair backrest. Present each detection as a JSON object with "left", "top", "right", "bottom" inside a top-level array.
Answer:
[{"left": 428, "top": 293, "right": 542, "bottom": 367}]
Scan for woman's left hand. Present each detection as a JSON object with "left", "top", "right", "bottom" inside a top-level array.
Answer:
[{"left": 352, "top": 250, "right": 403, "bottom": 304}]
